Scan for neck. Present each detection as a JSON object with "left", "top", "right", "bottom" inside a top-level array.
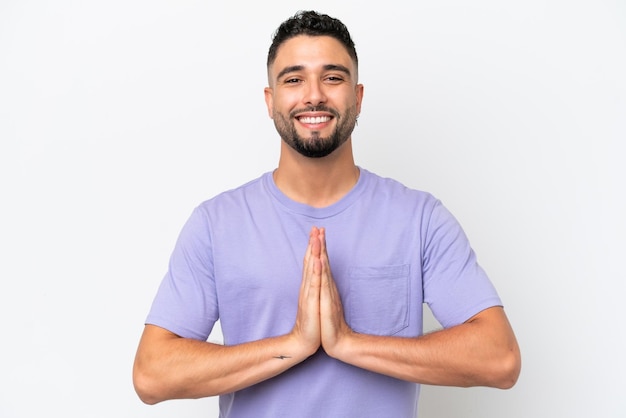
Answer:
[{"left": 273, "top": 139, "right": 359, "bottom": 208}]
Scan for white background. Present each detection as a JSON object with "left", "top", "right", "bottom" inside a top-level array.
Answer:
[{"left": 1, "top": 1, "right": 625, "bottom": 417}]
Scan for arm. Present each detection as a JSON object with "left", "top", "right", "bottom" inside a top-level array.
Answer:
[
  {"left": 133, "top": 229, "right": 324, "bottom": 404},
  {"left": 316, "top": 228, "right": 521, "bottom": 389},
  {"left": 324, "top": 306, "right": 521, "bottom": 389},
  {"left": 133, "top": 325, "right": 312, "bottom": 404}
]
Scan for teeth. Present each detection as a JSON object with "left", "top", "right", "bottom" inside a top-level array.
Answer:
[{"left": 299, "top": 116, "right": 330, "bottom": 124}]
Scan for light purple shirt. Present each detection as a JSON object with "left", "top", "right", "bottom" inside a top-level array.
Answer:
[{"left": 146, "top": 168, "right": 502, "bottom": 417}]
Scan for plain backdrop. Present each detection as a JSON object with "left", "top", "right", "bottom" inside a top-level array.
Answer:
[{"left": 1, "top": 1, "right": 625, "bottom": 417}]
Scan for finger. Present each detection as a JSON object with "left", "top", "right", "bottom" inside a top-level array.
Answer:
[
  {"left": 310, "top": 226, "right": 321, "bottom": 257},
  {"left": 318, "top": 228, "right": 333, "bottom": 286},
  {"left": 318, "top": 227, "right": 326, "bottom": 255},
  {"left": 301, "top": 227, "right": 322, "bottom": 301},
  {"left": 309, "top": 230, "right": 322, "bottom": 285},
  {"left": 318, "top": 229, "right": 343, "bottom": 315},
  {"left": 302, "top": 228, "right": 320, "bottom": 278}
]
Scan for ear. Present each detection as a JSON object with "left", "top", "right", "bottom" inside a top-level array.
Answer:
[
  {"left": 355, "top": 83, "right": 364, "bottom": 115},
  {"left": 264, "top": 87, "right": 274, "bottom": 119}
]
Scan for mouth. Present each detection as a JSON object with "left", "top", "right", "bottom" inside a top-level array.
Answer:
[{"left": 297, "top": 115, "right": 332, "bottom": 125}]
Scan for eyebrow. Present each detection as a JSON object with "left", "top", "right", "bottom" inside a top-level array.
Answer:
[{"left": 275, "top": 64, "right": 352, "bottom": 81}]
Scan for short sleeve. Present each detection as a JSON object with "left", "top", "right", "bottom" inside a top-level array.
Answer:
[
  {"left": 422, "top": 200, "right": 502, "bottom": 328},
  {"left": 145, "top": 205, "right": 219, "bottom": 340}
]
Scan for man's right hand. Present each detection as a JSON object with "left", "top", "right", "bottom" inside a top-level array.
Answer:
[{"left": 290, "top": 227, "right": 323, "bottom": 356}]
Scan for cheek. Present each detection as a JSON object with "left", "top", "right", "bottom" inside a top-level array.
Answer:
[{"left": 273, "top": 91, "right": 301, "bottom": 110}]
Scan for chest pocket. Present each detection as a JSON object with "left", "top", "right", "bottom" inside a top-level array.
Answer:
[{"left": 346, "top": 264, "right": 410, "bottom": 336}]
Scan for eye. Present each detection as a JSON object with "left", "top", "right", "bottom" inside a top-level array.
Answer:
[
  {"left": 325, "top": 75, "right": 345, "bottom": 84},
  {"left": 284, "top": 77, "right": 302, "bottom": 84}
]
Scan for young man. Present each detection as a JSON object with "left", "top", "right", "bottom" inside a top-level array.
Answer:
[{"left": 133, "top": 10, "right": 521, "bottom": 417}]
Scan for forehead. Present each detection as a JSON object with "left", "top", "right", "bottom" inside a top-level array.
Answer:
[{"left": 269, "top": 35, "right": 356, "bottom": 76}]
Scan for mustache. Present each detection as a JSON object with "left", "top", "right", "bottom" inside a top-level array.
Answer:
[{"left": 289, "top": 105, "right": 340, "bottom": 119}]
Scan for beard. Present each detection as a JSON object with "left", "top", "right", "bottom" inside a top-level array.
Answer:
[{"left": 273, "top": 105, "right": 358, "bottom": 158}]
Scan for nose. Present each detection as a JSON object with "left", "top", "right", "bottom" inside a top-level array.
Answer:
[{"left": 303, "top": 80, "right": 327, "bottom": 107}]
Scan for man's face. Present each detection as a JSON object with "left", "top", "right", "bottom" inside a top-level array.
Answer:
[{"left": 265, "top": 35, "right": 363, "bottom": 158}]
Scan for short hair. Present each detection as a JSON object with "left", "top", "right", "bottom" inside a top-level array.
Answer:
[{"left": 267, "top": 10, "right": 358, "bottom": 69}]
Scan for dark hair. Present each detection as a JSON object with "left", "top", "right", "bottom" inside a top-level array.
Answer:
[{"left": 267, "top": 10, "right": 358, "bottom": 69}]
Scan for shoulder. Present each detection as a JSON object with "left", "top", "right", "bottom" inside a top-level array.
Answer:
[
  {"left": 184, "top": 173, "right": 277, "bottom": 234},
  {"left": 195, "top": 173, "right": 269, "bottom": 213},
  {"left": 360, "top": 168, "right": 440, "bottom": 210}
]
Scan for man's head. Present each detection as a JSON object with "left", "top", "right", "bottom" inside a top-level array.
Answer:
[{"left": 265, "top": 11, "right": 363, "bottom": 159}]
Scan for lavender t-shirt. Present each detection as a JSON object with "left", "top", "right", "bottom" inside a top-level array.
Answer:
[{"left": 146, "top": 167, "right": 501, "bottom": 417}]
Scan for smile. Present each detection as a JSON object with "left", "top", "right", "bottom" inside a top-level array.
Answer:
[{"left": 298, "top": 116, "right": 332, "bottom": 124}]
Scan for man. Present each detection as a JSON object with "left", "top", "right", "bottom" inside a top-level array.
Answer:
[{"left": 133, "top": 10, "right": 521, "bottom": 417}]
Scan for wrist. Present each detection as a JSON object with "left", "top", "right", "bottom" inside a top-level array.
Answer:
[
  {"left": 285, "top": 331, "right": 320, "bottom": 360},
  {"left": 323, "top": 328, "right": 356, "bottom": 361}
]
